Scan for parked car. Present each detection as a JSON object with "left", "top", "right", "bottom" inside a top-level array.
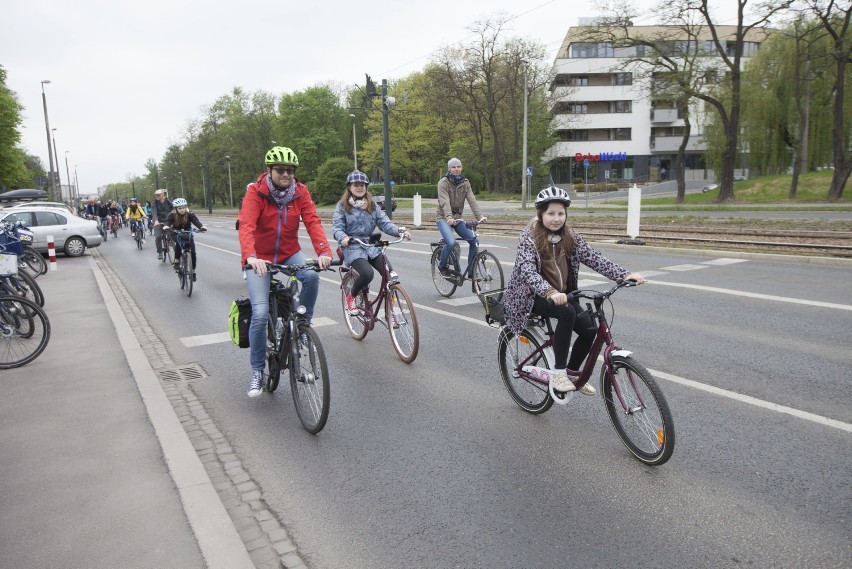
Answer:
[
  {"left": 374, "top": 194, "right": 398, "bottom": 212},
  {"left": 0, "top": 206, "right": 102, "bottom": 257},
  {"left": 2, "top": 201, "right": 76, "bottom": 215}
]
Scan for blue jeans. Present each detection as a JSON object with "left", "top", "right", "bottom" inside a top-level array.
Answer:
[
  {"left": 437, "top": 219, "right": 477, "bottom": 275},
  {"left": 244, "top": 250, "right": 319, "bottom": 371}
]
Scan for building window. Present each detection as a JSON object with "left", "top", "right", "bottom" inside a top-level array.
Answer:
[
  {"left": 726, "top": 41, "right": 760, "bottom": 57},
  {"left": 613, "top": 100, "right": 632, "bottom": 113},
  {"left": 565, "top": 130, "right": 589, "bottom": 141},
  {"left": 614, "top": 72, "right": 633, "bottom": 85},
  {"left": 570, "top": 42, "right": 614, "bottom": 58},
  {"left": 614, "top": 128, "right": 631, "bottom": 141},
  {"left": 570, "top": 103, "right": 588, "bottom": 114},
  {"left": 570, "top": 76, "right": 589, "bottom": 87}
]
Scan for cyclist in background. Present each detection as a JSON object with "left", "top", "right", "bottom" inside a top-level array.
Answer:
[
  {"left": 162, "top": 198, "right": 207, "bottom": 279},
  {"left": 501, "top": 186, "right": 645, "bottom": 395},
  {"left": 125, "top": 197, "right": 148, "bottom": 241},
  {"left": 332, "top": 170, "right": 410, "bottom": 314},
  {"left": 84, "top": 196, "right": 98, "bottom": 219},
  {"left": 151, "top": 189, "right": 173, "bottom": 260},
  {"left": 97, "top": 200, "right": 110, "bottom": 236},
  {"left": 436, "top": 157, "right": 486, "bottom": 279},
  {"left": 238, "top": 145, "right": 332, "bottom": 398}
]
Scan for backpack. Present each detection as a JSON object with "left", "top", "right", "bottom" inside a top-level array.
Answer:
[{"left": 228, "top": 298, "right": 252, "bottom": 348}]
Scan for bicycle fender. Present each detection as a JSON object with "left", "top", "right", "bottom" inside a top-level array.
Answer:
[{"left": 611, "top": 349, "right": 633, "bottom": 358}]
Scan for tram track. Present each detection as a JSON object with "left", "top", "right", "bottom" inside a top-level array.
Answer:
[{"left": 320, "top": 214, "right": 852, "bottom": 258}]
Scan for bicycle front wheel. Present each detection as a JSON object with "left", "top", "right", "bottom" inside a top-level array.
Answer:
[
  {"left": 0, "top": 296, "right": 51, "bottom": 369},
  {"left": 603, "top": 355, "right": 675, "bottom": 466},
  {"left": 386, "top": 283, "right": 419, "bottom": 363},
  {"left": 340, "top": 273, "right": 368, "bottom": 340},
  {"left": 290, "top": 326, "right": 330, "bottom": 434},
  {"left": 163, "top": 240, "right": 173, "bottom": 264},
  {"left": 430, "top": 247, "right": 458, "bottom": 297},
  {"left": 471, "top": 250, "right": 504, "bottom": 302},
  {"left": 265, "top": 317, "right": 281, "bottom": 393},
  {"left": 183, "top": 255, "right": 194, "bottom": 297},
  {"left": 498, "top": 328, "right": 553, "bottom": 414}
]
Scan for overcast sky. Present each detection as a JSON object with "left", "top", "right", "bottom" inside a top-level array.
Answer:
[{"left": 2, "top": 0, "right": 738, "bottom": 193}]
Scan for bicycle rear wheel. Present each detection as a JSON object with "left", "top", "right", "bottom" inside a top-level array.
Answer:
[
  {"left": 340, "top": 273, "right": 368, "bottom": 340},
  {"left": 0, "top": 296, "right": 50, "bottom": 369},
  {"left": 430, "top": 247, "right": 458, "bottom": 297},
  {"left": 386, "top": 283, "right": 419, "bottom": 363},
  {"left": 498, "top": 328, "right": 553, "bottom": 414},
  {"left": 290, "top": 326, "right": 330, "bottom": 434},
  {"left": 603, "top": 355, "right": 675, "bottom": 466},
  {"left": 20, "top": 250, "right": 47, "bottom": 277},
  {"left": 470, "top": 250, "right": 504, "bottom": 303}
]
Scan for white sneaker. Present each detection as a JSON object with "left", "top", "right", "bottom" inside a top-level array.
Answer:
[
  {"left": 578, "top": 383, "right": 596, "bottom": 396},
  {"left": 521, "top": 366, "right": 576, "bottom": 392},
  {"left": 247, "top": 370, "right": 263, "bottom": 398}
]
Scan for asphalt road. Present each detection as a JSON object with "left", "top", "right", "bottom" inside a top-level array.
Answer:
[{"left": 98, "top": 217, "right": 852, "bottom": 569}]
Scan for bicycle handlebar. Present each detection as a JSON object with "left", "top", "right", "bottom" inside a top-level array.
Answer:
[
  {"left": 243, "top": 258, "right": 343, "bottom": 273},
  {"left": 345, "top": 229, "right": 408, "bottom": 248},
  {"left": 568, "top": 278, "right": 640, "bottom": 302}
]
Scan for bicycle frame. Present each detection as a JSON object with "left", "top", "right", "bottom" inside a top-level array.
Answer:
[
  {"left": 511, "top": 283, "right": 640, "bottom": 399},
  {"left": 431, "top": 219, "right": 483, "bottom": 283},
  {"left": 337, "top": 239, "right": 401, "bottom": 332}
]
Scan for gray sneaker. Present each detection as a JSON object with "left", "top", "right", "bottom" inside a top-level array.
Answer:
[{"left": 247, "top": 370, "right": 263, "bottom": 398}]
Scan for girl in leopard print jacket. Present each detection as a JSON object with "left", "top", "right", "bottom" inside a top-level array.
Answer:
[{"left": 502, "top": 201, "right": 644, "bottom": 376}]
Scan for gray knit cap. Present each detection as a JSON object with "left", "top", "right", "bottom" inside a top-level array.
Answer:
[{"left": 448, "top": 158, "right": 462, "bottom": 169}]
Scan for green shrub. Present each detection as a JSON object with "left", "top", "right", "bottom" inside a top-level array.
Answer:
[{"left": 312, "top": 157, "right": 353, "bottom": 205}]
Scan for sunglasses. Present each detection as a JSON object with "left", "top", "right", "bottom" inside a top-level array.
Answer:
[{"left": 271, "top": 166, "right": 295, "bottom": 175}]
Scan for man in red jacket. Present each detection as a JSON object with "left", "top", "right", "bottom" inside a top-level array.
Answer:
[{"left": 238, "top": 146, "right": 332, "bottom": 398}]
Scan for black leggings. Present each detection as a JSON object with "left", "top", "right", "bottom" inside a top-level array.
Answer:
[
  {"left": 349, "top": 256, "right": 385, "bottom": 296},
  {"left": 174, "top": 241, "right": 197, "bottom": 269},
  {"left": 532, "top": 296, "right": 597, "bottom": 372}
]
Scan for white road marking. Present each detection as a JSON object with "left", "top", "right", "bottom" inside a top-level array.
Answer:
[
  {"left": 438, "top": 296, "right": 483, "bottom": 306},
  {"left": 650, "top": 281, "right": 852, "bottom": 311},
  {"left": 659, "top": 263, "right": 710, "bottom": 271},
  {"left": 650, "top": 369, "right": 852, "bottom": 433},
  {"left": 181, "top": 332, "right": 231, "bottom": 347},
  {"left": 702, "top": 258, "right": 749, "bottom": 265}
]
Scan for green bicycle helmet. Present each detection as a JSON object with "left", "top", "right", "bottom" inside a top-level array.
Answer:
[{"left": 265, "top": 146, "right": 299, "bottom": 167}]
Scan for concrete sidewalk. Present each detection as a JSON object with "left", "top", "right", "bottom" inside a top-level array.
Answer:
[{"left": 0, "top": 255, "right": 254, "bottom": 568}]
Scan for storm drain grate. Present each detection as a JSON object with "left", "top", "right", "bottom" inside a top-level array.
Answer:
[{"left": 159, "top": 363, "right": 208, "bottom": 382}]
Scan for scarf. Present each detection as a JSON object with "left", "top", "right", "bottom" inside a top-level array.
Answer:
[
  {"left": 348, "top": 196, "right": 368, "bottom": 210},
  {"left": 445, "top": 172, "right": 466, "bottom": 186},
  {"left": 266, "top": 174, "right": 296, "bottom": 207}
]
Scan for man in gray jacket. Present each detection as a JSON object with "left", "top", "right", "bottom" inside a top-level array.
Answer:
[
  {"left": 151, "top": 189, "right": 173, "bottom": 260},
  {"left": 435, "top": 158, "right": 486, "bottom": 278}
]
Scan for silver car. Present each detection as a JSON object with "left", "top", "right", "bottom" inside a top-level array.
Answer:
[{"left": 0, "top": 206, "right": 102, "bottom": 257}]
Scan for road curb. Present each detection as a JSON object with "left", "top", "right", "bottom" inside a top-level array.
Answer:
[{"left": 89, "top": 255, "right": 257, "bottom": 569}]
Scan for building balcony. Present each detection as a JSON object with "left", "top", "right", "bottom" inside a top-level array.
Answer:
[
  {"left": 651, "top": 135, "right": 706, "bottom": 152},
  {"left": 651, "top": 108, "right": 679, "bottom": 123}
]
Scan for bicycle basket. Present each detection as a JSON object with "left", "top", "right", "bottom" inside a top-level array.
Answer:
[
  {"left": 0, "top": 229, "right": 23, "bottom": 257},
  {"left": 480, "top": 288, "right": 506, "bottom": 326}
]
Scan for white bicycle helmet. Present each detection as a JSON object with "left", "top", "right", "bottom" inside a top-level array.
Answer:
[
  {"left": 172, "top": 198, "right": 188, "bottom": 207},
  {"left": 535, "top": 186, "right": 571, "bottom": 208}
]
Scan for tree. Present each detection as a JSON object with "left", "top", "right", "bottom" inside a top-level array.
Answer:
[
  {"left": 313, "top": 156, "right": 353, "bottom": 205},
  {"left": 276, "top": 86, "right": 348, "bottom": 182},
  {"left": 800, "top": 0, "right": 852, "bottom": 200},
  {"left": 0, "top": 65, "right": 30, "bottom": 190}
]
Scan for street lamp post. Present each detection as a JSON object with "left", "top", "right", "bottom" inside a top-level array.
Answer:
[
  {"left": 40, "top": 80, "right": 56, "bottom": 196},
  {"left": 178, "top": 171, "right": 184, "bottom": 194},
  {"left": 64, "top": 151, "right": 72, "bottom": 204},
  {"left": 74, "top": 165, "right": 80, "bottom": 203},
  {"left": 350, "top": 114, "right": 358, "bottom": 169},
  {"left": 521, "top": 64, "right": 529, "bottom": 209},
  {"left": 225, "top": 156, "right": 233, "bottom": 208},
  {"left": 52, "top": 128, "right": 62, "bottom": 200}
]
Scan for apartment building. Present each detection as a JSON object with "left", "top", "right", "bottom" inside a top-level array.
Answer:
[{"left": 545, "top": 22, "right": 767, "bottom": 185}]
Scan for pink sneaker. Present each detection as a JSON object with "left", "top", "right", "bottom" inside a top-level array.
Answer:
[{"left": 345, "top": 294, "right": 361, "bottom": 315}]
